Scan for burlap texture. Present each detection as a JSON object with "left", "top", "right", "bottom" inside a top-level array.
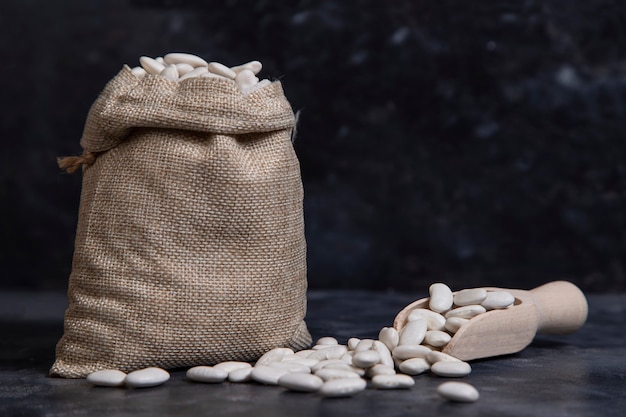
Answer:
[{"left": 51, "top": 66, "right": 311, "bottom": 378}]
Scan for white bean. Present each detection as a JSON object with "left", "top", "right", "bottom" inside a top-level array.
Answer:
[
  {"left": 307, "top": 345, "right": 348, "bottom": 361},
  {"left": 445, "top": 305, "right": 486, "bottom": 319},
  {"left": 235, "top": 69, "right": 259, "bottom": 92},
  {"left": 392, "top": 344, "right": 431, "bottom": 360},
  {"left": 424, "top": 330, "right": 452, "bottom": 348},
  {"left": 398, "top": 317, "right": 427, "bottom": 346},
  {"left": 200, "top": 71, "right": 230, "bottom": 80},
  {"left": 429, "top": 283, "right": 454, "bottom": 313},
  {"left": 352, "top": 350, "right": 381, "bottom": 369},
  {"left": 174, "top": 62, "right": 194, "bottom": 76},
  {"left": 407, "top": 308, "right": 447, "bottom": 331},
  {"left": 324, "top": 364, "right": 366, "bottom": 376},
  {"left": 228, "top": 367, "right": 253, "bottom": 383},
  {"left": 437, "top": 381, "right": 479, "bottom": 402},
  {"left": 294, "top": 349, "right": 316, "bottom": 358},
  {"left": 256, "top": 347, "right": 294, "bottom": 366},
  {"left": 207, "top": 62, "right": 237, "bottom": 79},
  {"left": 426, "top": 351, "right": 461, "bottom": 364},
  {"left": 311, "top": 359, "right": 347, "bottom": 373},
  {"left": 316, "top": 336, "right": 339, "bottom": 346},
  {"left": 86, "top": 369, "right": 127, "bottom": 387},
  {"left": 340, "top": 352, "right": 354, "bottom": 364},
  {"left": 371, "top": 374, "right": 415, "bottom": 389},
  {"left": 281, "top": 357, "right": 319, "bottom": 368},
  {"left": 312, "top": 343, "right": 346, "bottom": 351},
  {"left": 372, "top": 341, "right": 395, "bottom": 369},
  {"left": 312, "top": 344, "right": 331, "bottom": 350},
  {"left": 250, "top": 365, "right": 290, "bottom": 385},
  {"left": 130, "top": 66, "right": 147, "bottom": 79},
  {"left": 125, "top": 367, "right": 170, "bottom": 388},
  {"left": 315, "top": 368, "right": 361, "bottom": 381},
  {"left": 366, "top": 364, "right": 396, "bottom": 378},
  {"left": 231, "top": 60, "right": 262, "bottom": 75},
  {"left": 453, "top": 288, "right": 487, "bottom": 306},
  {"left": 186, "top": 366, "right": 228, "bottom": 383},
  {"left": 213, "top": 361, "right": 252, "bottom": 374},
  {"left": 354, "top": 339, "right": 375, "bottom": 352},
  {"left": 267, "top": 361, "right": 310, "bottom": 374},
  {"left": 445, "top": 317, "right": 469, "bottom": 334},
  {"left": 160, "top": 64, "right": 179, "bottom": 81},
  {"left": 398, "top": 358, "right": 430, "bottom": 375},
  {"left": 393, "top": 357, "right": 404, "bottom": 369},
  {"left": 319, "top": 378, "right": 367, "bottom": 397},
  {"left": 378, "top": 327, "right": 399, "bottom": 351},
  {"left": 430, "top": 360, "right": 472, "bottom": 377},
  {"left": 163, "top": 52, "right": 209, "bottom": 67},
  {"left": 278, "top": 373, "right": 323, "bottom": 392},
  {"left": 482, "top": 291, "right": 515, "bottom": 310},
  {"left": 347, "top": 338, "right": 361, "bottom": 351},
  {"left": 179, "top": 66, "right": 208, "bottom": 81},
  {"left": 139, "top": 56, "right": 165, "bottom": 75}
]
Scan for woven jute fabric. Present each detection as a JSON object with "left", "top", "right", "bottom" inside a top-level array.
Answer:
[{"left": 51, "top": 66, "right": 311, "bottom": 378}]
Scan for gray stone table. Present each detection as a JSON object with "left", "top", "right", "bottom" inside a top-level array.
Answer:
[{"left": 0, "top": 290, "right": 624, "bottom": 416}]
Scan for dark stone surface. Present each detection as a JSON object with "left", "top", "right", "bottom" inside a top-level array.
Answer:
[
  {"left": 1, "top": 291, "right": 624, "bottom": 417},
  {"left": 1, "top": 1, "right": 625, "bottom": 291}
]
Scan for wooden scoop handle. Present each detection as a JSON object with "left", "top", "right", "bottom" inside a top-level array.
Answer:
[{"left": 528, "top": 280, "right": 588, "bottom": 334}]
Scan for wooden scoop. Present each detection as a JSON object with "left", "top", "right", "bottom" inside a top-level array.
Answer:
[{"left": 393, "top": 281, "right": 588, "bottom": 361}]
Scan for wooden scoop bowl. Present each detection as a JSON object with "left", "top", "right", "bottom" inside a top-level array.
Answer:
[{"left": 393, "top": 281, "right": 588, "bottom": 361}]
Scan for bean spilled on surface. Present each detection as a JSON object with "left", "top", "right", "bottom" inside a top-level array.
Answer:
[
  {"left": 86, "top": 367, "right": 170, "bottom": 388},
  {"left": 125, "top": 367, "right": 170, "bottom": 389},
  {"left": 437, "top": 381, "right": 480, "bottom": 402},
  {"left": 86, "top": 369, "right": 127, "bottom": 387},
  {"left": 86, "top": 282, "right": 515, "bottom": 401}
]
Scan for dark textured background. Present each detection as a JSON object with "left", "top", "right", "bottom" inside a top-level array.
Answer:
[{"left": 1, "top": 0, "right": 624, "bottom": 292}]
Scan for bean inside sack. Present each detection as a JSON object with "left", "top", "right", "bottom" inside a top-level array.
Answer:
[{"left": 131, "top": 53, "right": 264, "bottom": 94}]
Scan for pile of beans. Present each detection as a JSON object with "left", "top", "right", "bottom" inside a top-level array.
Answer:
[
  {"left": 85, "top": 203, "right": 514, "bottom": 399},
  {"left": 129, "top": 52, "right": 265, "bottom": 94},
  {"left": 401, "top": 283, "right": 516, "bottom": 357}
]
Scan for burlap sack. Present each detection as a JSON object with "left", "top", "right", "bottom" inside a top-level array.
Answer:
[{"left": 51, "top": 65, "right": 311, "bottom": 378}]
